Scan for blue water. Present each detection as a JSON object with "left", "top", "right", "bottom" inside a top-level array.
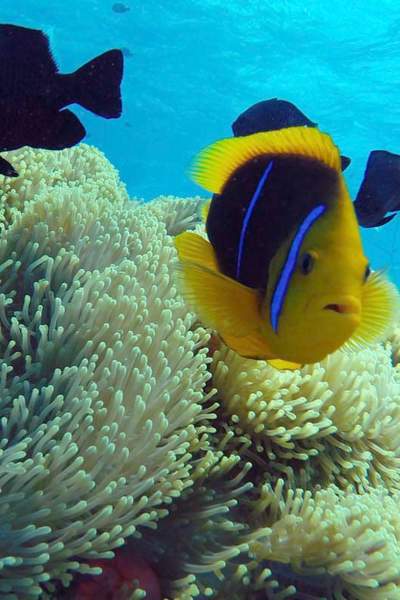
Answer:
[{"left": 3, "top": 0, "right": 400, "bottom": 282}]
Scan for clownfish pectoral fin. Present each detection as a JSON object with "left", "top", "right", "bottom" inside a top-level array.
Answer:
[
  {"left": 201, "top": 199, "right": 211, "bottom": 222},
  {"left": 267, "top": 358, "right": 302, "bottom": 370},
  {"left": 174, "top": 251, "right": 260, "bottom": 338},
  {"left": 220, "top": 329, "right": 276, "bottom": 360},
  {"left": 175, "top": 231, "right": 218, "bottom": 271},
  {"left": 344, "top": 270, "right": 400, "bottom": 351},
  {"left": 174, "top": 262, "right": 260, "bottom": 336}
]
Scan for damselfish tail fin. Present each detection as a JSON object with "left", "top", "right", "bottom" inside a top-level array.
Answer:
[
  {"left": 73, "top": 49, "right": 123, "bottom": 118},
  {"left": 0, "top": 156, "right": 18, "bottom": 177}
]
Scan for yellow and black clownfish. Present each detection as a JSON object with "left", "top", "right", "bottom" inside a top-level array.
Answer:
[{"left": 174, "top": 126, "right": 399, "bottom": 370}]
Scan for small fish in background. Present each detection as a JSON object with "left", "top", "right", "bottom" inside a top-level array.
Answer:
[
  {"left": 0, "top": 24, "right": 124, "bottom": 177},
  {"left": 175, "top": 127, "right": 398, "bottom": 370},
  {"left": 233, "top": 98, "right": 400, "bottom": 229},
  {"left": 353, "top": 150, "right": 400, "bottom": 227},
  {"left": 232, "top": 98, "right": 351, "bottom": 171},
  {"left": 232, "top": 98, "right": 317, "bottom": 134},
  {"left": 202, "top": 98, "right": 351, "bottom": 235},
  {"left": 112, "top": 2, "right": 130, "bottom": 13}
]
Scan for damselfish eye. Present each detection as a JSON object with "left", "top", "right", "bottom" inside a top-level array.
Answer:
[
  {"left": 364, "top": 264, "right": 371, "bottom": 281},
  {"left": 299, "top": 252, "right": 315, "bottom": 275}
]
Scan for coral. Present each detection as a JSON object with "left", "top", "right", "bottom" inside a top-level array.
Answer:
[
  {"left": 0, "top": 148, "right": 217, "bottom": 597},
  {"left": 192, "top": 299, "right": 400, "bottom": 598}
]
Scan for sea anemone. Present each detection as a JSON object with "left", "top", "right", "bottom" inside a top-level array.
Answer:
[
  {"left": 68, "top": 545, "right": 161, "bottom": 599},
  {"left": 3, "top": 159, "right": 400, "bottom": 600},
  {"left": 147, "top": 195, "right": 204, "bottom": 236},
  {"left": 249, "top": 479, "right": 400, "bottom": 599},
  {"left": 211, "top": 342, "right": 400, "bottom": 492},
  {"left": 0, "top": 148, "right": 216, "bottom": 597}
]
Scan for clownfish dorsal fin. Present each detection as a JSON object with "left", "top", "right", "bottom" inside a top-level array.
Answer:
[{"left": 191, "top": 126, "right": 341, "bottom": 193}]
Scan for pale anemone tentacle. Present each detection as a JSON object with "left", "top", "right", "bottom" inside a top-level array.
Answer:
[
  {"left": 0, "top": 148, "right": 218, "bottom": 597},
  {"left": 0, "top": 143, "right": 130, "bottom": 229},
  {"left": 249, "top": 480, "right": 400, "bottom": 599},
  {"left": 211, "top": 341, "right": 400, "bottom": 492},
  {"left": 3, "top": 144, "right": 400, "bottom": 599},
  {"left": 147, "top": 195, "right": 205, "bottom": 236}
]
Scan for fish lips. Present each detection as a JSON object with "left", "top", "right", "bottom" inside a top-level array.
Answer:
[{"left": 309, "top": 294, "right": 362, "bottom": 319}]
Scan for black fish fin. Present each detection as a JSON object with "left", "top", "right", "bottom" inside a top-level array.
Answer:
[
  {"left": 232, "top": 98, "right": 317, "bottom": 136},
  {"left": 354, "top": 149, "right": 400, "bottom": 227},
  {"left": 372, "top": 214, "right": 397, "bottom": 227},
  {"left": 340, "top": 155, "right": 351, "bottom": 171},
  {"left": 72, "top": 49, "right": 123, "bottom": 118},
  {"left": 0, "top": 156, "right": 18, "bottom": 177},
  {"left": 28, "top": 109, "right": 86, "bottom": 149},
  {"left": 232, "top": 98, "right": 351, "bottom": 172},
  {"left": 0, "top": 24, "right": 58, "bottom": 76}
]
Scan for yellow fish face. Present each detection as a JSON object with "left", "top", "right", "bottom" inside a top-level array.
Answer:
[
  {"left": 264, "top": 238, "right": 368, "bottom": 364},
  {"left": 262, "top": 184, "right": 399, "bottom": 367}
]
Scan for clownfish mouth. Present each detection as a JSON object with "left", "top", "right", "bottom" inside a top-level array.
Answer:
[{"left": 324, "top": 302, "right": 358, "bottom": 315}]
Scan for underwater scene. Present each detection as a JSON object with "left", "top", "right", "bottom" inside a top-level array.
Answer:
[{"left": 2, "top": 0, "right": 400, "bottom": 599}]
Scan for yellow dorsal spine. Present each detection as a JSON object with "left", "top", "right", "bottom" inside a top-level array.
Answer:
[{"left": 191, "top": 126, "right": 341, "bottom": 193}]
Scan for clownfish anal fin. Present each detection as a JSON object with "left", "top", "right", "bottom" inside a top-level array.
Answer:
[
  {"left": 267, "top": 358, "right": 302, "bottom": 370},
  {"left": 220, "top": 329, "right": 276, "bottom": 360}
]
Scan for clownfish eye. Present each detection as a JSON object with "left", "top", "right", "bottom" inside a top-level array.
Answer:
[
  {"left": 364, "top": 264, "right": 371, "bottom": 281},
  {"left": 299, "top": 252, "right": 315, "bottom": 275}
]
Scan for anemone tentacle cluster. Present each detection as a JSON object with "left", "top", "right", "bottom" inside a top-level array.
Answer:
[
  {"left": 0, "top": 146, "right": 217, "bottom": 597},
  {"left": 2, "top": 148, "right": 400, "bottom": 599},
  {"left": 211, "top": 342, "right": 400, "bottom": 492}
]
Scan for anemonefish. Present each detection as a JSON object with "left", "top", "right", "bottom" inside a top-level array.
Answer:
[
  {"left": 232, "top": 97, "right": 400, "bottom": 229},
  {"left": 174, "top": 126, "right": 399, "bottom": 370}
]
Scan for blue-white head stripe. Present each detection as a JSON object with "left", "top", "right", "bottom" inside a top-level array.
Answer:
[
  {"left": 235, "top": 160, "right": 274, "bottom": 280},
  {"left": 270, "top": 204, "right": 326, "bottom": 332}
]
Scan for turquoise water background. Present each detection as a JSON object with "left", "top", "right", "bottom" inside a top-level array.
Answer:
[{"left": 2, "top": 0, "right": 400, "bottom": 282}]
